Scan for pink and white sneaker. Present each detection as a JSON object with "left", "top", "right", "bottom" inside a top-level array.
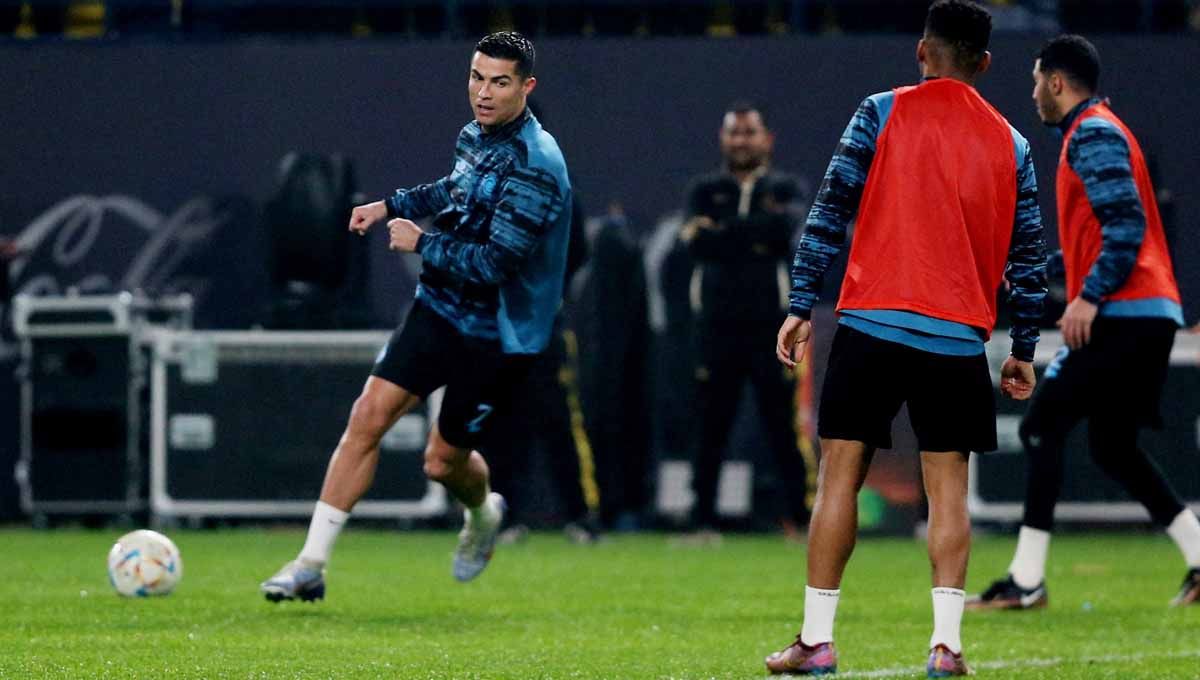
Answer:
[
  {"left": 926, "top": 643, "right": 973, "bottom": 677},
  {"left": 765, "top": 636, "right": 837, "bottom": 676}
]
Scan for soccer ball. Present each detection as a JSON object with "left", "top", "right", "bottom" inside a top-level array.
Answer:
[{"left": 106, "top": 530, "right": 183, "bottom": 597}]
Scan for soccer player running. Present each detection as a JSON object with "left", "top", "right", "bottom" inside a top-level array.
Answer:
[
  {"left": 261, "top": 32, "right": 573, "bottom": 600},
  {"left": 765, "top": 1, "right": 1047, "bottom": 676},
  {"left": 968, "top": 35, "right": 1200, "bottom": 611}
]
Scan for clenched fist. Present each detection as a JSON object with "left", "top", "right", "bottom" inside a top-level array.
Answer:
[
  {"left": 348, "top": 201, "right": 388, "bottom": 235},
  {"left": 388, "top": 218, "right": 424, "bottom": 253}
]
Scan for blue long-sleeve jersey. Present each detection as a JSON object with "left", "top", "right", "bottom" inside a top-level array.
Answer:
[
  {"left": 386, "top": 108, "right": 572, "bottom": 354},
  {"left": 788, "top": 87, "right": 1048, "bottom": 361},
  {"left": 1057, "top": 98, "right": 1183, "bottom": 325}
]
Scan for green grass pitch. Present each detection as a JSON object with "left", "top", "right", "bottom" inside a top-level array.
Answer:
[{"left": 1, "top": 529, "right": 1197, "bottom": 679}]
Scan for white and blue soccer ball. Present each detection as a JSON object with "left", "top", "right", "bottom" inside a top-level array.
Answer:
[{"left": 106, "top": 530, "right": 183, "bottom": 597}]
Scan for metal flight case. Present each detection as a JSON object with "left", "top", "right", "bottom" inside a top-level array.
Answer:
[
  {"left": 145, "top": 329, "right": 446, "bottom": 522},
  {"left": 12, "top": 293, "right": 192, "bottom": 522}
]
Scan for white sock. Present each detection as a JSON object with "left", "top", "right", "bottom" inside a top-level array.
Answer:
[
  {"left": 298, "top": 501, "right": 350, "bottom": 567},
  {"left": 799, "top": 586, "right": 840, "bottom": 645},
  {"left": 466, "top": 490, "right": 499, "bottom": 528},
  {"left": 1167, "top": 509, "right": 1200, "bottom": 568},
  {"left": 1008, "top": 526, "right": 1051, "bottom": 588},
  {"left": 929, "top": 587, "right": 965, "bottom": 654}
]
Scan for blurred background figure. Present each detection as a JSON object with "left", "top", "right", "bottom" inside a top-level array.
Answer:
[
  {"left": 679, "top": 102, "right": 812, "bottom": 542},
  {"left": 571, "top": 205, "right": 653, "bottom": 531},
  {"left": 484, "top": 100, "right": 602, "bottom": 544}
]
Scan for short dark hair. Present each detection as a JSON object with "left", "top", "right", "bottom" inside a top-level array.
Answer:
[
  {"left": 924, "top": 0, "right": 992, "bottom": 71},
  {"left": 1037, "top": 34, "right": 1101, "bottom": 94},
  {"left": 725, "top": 100, "right": 769, "bottom": 129},
  {"left": 475, "top": 31, "right": 535, "bottom": 79}
]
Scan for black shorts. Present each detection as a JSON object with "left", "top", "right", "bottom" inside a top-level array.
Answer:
[
  {"left": 1026, "top": 316, "right": 1176, "bottom": 430},
  {"left": 818, "top": 324, "right": 997, "bottom": 453},
  {"left": 372, "top": 300, "right": 535, "bottom": 449}
]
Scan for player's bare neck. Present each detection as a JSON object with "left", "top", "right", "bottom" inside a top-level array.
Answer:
[
  {"left": 922, "top": 67, "right": 977, "bottom": 86},
  {"left": 916, "top": 54, "right": 974, "bottom": 86}
]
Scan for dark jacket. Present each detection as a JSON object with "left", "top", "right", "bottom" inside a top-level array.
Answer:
[{"left": 683, "top": 169, "right": 806, "bottom": 324}]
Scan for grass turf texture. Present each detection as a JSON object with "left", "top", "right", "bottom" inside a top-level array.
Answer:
[{"left": 1, "top": 529, "right": 1196, "bottom": 679}]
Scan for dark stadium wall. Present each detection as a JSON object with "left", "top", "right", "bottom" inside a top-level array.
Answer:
[
  {"left": 0, "top": 35, "right": 1197, "bottom": 524},
  {"left": 2, "top": 36, "right": 1198, "bottom": 325}
]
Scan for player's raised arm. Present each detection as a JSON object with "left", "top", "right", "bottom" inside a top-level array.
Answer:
[
  {"left": 412, "top": 167, "right": 565, "bottom": 285},
  {"left": 351, "top": 129, "right": 467, "bottom": 235},
  {"left": 348, "top": 199, "right": 388, "bottom": 234}
]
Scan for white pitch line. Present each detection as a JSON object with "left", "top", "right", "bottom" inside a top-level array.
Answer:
[{"left": 834, "top": 648, "right": 1200, "bottom": 678}]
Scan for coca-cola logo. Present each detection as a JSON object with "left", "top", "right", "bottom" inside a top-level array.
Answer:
[{"left": 7, "top": 195, "right": 231, "bottom": 298}]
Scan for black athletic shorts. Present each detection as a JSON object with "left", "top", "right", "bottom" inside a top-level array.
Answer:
[
  {"left": 818, "top": 324, "right": 997, "bottom": 453},
  {"left": 372, "top": 300, "right": 535, "bottom": 449},
  {"left": 1027, "top": 316, "right": 1176, "bottom": 430}
]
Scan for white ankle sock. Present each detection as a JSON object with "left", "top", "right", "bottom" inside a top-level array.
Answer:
[
  {"left": 1008, "top": 526, "right": 1051, "bottom": 589},
  {"left": 929, "top": 587, "right": 965, "bottom": 654},
  {"left": 466, "top": 490, "right": 499, "bottom": 528},
  {"left": 800, "top": 586, "right": 840, "bottom": 645},
  {"left": 1167, "top": 509, "right": 1200, "bottom": 568},
  {"left": 298, "top": 501, "right": 350, "bottom": 567}
]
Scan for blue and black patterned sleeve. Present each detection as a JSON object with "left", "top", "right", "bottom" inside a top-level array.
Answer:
[
  {"left": 1067, "top": 119, "right": 1146, "bottom": 303},
  {"left": 385, "top": 128, "right": 469, "bottom": 219},
  {"left": 385, "top": 178, "right": 454, "bottom": 219},
  {"left": 788, "top": 96, "right": 881, "bottom": 318},
  {"left": 416, "top": 167, "right": 565, "bottom": 285},
  {"left": 1005, "top": 137, "right": 1048, "bottom": 362}
]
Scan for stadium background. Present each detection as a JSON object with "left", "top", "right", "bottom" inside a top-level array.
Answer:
[{"left": 0, "top": 0, "right": 1198, "bottom": 530}]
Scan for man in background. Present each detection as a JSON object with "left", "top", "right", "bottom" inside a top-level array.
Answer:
[
  {"left": 483, "top": 116, "right": 601, "bottom": 543},
  {"left": 680, "top": 102, "right": 812, "bottom": 541}
]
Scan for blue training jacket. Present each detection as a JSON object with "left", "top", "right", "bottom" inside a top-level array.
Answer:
[{"left": 386, "top": 108, "right": 572, "bottom": 354}]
